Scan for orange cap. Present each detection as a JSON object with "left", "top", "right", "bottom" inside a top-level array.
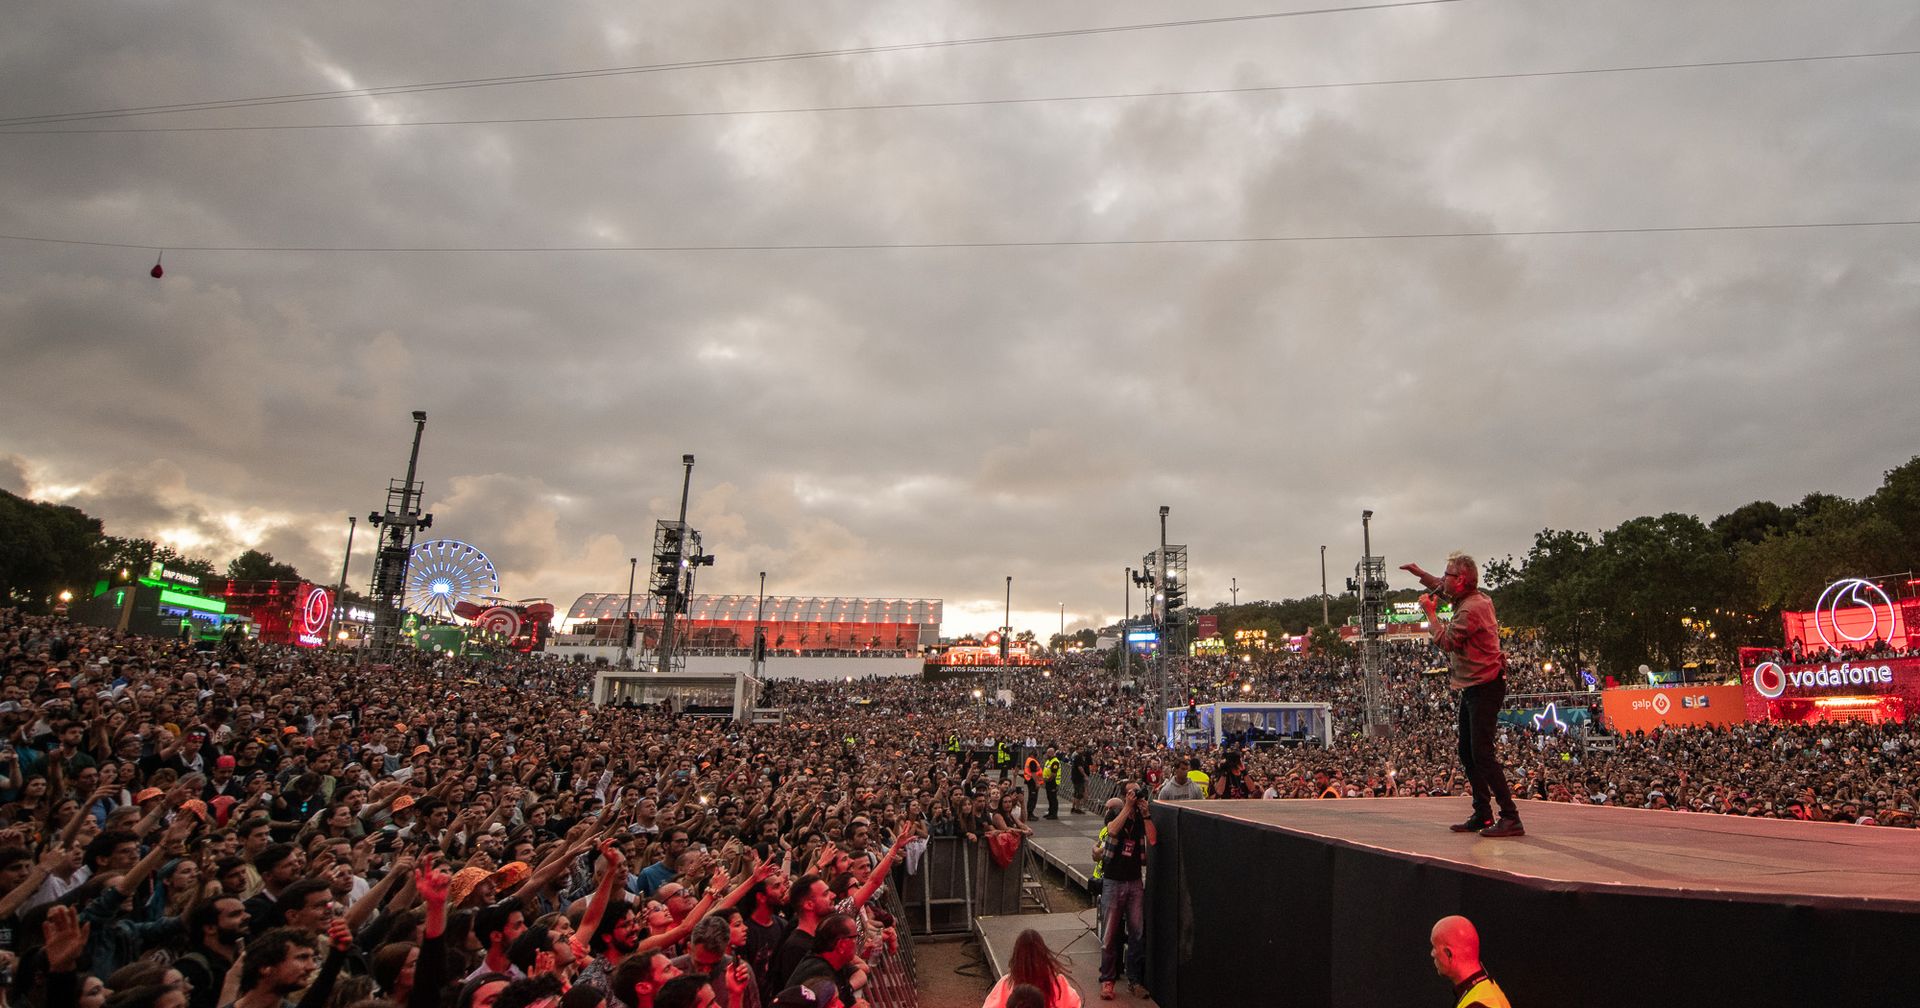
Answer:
[{"left": 487, "top": 861, "right": 530, "bottom": 890}]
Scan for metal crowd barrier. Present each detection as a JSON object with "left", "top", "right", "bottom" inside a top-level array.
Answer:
[
  {"left": 1078, "top": 773, "right": 1123, "bottom": 810},
  {"left": 900, "top": 835, "right": 978, "bottom": 936},
  {"left": 862, "top": 884, "right": 922, "bottom": 1008},
  {"left": 898, "top": 832, "right": 1037, "bottom": 937}
]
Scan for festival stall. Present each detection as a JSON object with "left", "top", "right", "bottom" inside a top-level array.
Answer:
[
  {"left": 1740, "top": 657, "right": 1915, "bottom": 725},
  {"left": 1162, "top": 701, "right": 1333, "bottom": 749}
]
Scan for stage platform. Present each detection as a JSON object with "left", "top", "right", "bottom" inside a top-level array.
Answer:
[
  {"left": 1023, "top": 810, "right": 1105, "bottom": 892},
  {"left": 975, "top": 908, "right": 1154, "bottom": 1007},
  {"left": 1146, "top": 797, "right": 1920, "bottom": 1008}
]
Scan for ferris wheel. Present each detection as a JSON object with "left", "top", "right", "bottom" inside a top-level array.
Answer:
[{"left": 406, "top": 539, "right": 500, "bottom": 620}]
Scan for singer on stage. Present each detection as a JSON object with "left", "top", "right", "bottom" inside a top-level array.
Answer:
[{"left": 1401, "top": 553, "right": 1524, "bottom": 838}]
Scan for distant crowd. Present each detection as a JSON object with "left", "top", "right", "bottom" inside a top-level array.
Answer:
[{"left": 4, "top": 604, "right": 1918, "bottom": 1008}]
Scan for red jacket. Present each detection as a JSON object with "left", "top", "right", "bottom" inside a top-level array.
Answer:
[{"left": 1431, "top": 589, "right": 1503, "bottom": 689}]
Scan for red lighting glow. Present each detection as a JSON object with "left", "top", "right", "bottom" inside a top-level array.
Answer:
[{"left": 295, "top": 583, "right": 332, "bottom": 647}]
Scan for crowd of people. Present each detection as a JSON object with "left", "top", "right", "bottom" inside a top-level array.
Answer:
[
  {"left": 3, "top": 600, "right": 1919, "bottom": 1008},
  {"left": 0, "top": 607, "right": 941, "bottom": 1008},
  {"left": 1749, "top": 638, "right": 1920, "bottom": 666}
]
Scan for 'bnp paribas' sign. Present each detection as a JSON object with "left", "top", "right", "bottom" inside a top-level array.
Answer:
[{"left": 147, "top": 561, "right": 202, "bottom": 587}]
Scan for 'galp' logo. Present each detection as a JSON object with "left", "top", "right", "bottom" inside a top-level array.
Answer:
[
  {"left": 1752, "top": 661, "right": 1787, "bottom": 699},
  {"left": 1651, "top": 692, "right": 1671, "bottom": 715}
]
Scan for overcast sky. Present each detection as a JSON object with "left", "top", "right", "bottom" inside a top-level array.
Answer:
[{"left": 3, "top": 1, "right": 1917, "bottom": 637}]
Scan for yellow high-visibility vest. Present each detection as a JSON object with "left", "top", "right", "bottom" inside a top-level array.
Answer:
[{"left": 1455, "top": 974, "right": 1511, "bottom": 1008}]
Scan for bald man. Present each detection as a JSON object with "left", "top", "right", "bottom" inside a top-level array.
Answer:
[{"left": 1429, "top": 915, "right": 1510, "bottom": 1008}]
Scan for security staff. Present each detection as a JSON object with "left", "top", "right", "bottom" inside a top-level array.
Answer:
[
  {"left": 1041, "top": 747, "right": 1063, "bottom": 820},
  {"left": 1429, "top": 915, "right": 1511, "bottom": 1008},
  {"left": 995, "top": 740, "right": 1012, "bottom": 780}
]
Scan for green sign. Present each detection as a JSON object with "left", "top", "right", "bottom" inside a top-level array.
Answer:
[
  {"left": 1387, "top": 602, "right": 1453, "bottom": 624},
  {"left": 158, "top": 588, "right": 226, "bottom": 614},
  {"left": 145, "top": 562, "right": 205, "bottom": 589}
]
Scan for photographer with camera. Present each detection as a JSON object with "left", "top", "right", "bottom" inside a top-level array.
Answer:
[{"left": 1096, "top": 782, "right": 1156, "bottom": 1001}]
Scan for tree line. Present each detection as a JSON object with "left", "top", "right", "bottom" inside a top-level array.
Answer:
[
  {"left": 1197, "top": 457, "right": 1920, "bottom": 678},
  {"left": 9, "top": 454, "right": 1918, "bottom": 675},
  {"left": 1490, "top": 456, "right": 1919, "bottom": 677},
  {"left": 0, "top": 489, "right": 305, "bottom": 610}
]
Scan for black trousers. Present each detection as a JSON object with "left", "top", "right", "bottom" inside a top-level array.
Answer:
[{"left": 1458, "top": 678, "right": 1518, "bottom": 820}]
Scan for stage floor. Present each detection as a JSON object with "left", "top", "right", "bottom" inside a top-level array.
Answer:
[
  {"left": 1181, "top": 796, "right": 1920, "bottom": 909},
  {"left": 975, "top": 909, "right": 1154, "bottom": 1007},
  {"left": 1023, "top": 810, "right": 1105, "bottom": 891}
]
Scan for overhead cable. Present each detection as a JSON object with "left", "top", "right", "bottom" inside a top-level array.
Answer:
[
  {"left": 0, "top": 1, "right": 1464, "bottom": 127},
  {"left": 5, "top": 219, "right": 1918, "bottom": 255},
  {"left": 4, "top": 47, "right": 1912, "bottom": 135}
]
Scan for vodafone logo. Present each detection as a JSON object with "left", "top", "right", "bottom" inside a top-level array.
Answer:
[
  {"left": 1750, "top": 659, "right": 1891, "bottom": 699},
  {"left": 1651, "top": 692, "right": 1671, "bottom": 715},
  {"left": 1813, "top": 578, "right": 1894, "bottom": 651},
  {"left": 476, "top": 606, "right": 523, "bottom": 639},
  {"left": 300, "top": 587, "right": 332, "bottom": 636}
]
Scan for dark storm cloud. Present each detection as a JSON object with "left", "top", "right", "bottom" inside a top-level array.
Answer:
[
  {"left": 0, "top": 456, "right": 28, "bottom": 496},
  {"left": 3, "top": 1, "right": 1918, "bottom": 634}
]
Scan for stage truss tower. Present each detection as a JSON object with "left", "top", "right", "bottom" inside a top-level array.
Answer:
[{"left": 364, "top": 411, "right": 433, "bottom": 659}]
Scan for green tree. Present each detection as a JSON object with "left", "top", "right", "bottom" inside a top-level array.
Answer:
[
  {"left": 1207, "top": 595, "right": 1358, "bottom": 641},
  {"left": 1047, "top": 628, "right": 1100, "bottom": 651},
  {"left": 226, "top": 549, "right": 301, "bottom": 583},
  {"left": 1305, "top": 624, "right": 1351, "bottom": 660},
  {"left": 99, "top": 536, "right": 217, "bottom": 583},
  {"left": 1710, "top": 500, "right": 1791, "bottom": 549},
  {"left": 1491, "top": 516, "right": 1744, "bottom": 676},
  {"left": 0, "top": 491, "right": 105, "bottom": 611},
  {"left": 0, "top": 493, "right": 58, "bottom": 608},
  {"left": 1867, "top": 455, "right": 1920, "bottom": 573},
  {"left": 1490, "top": 528, "right": 1598, "bottom": 671},
  {"left": 1742, "top": 494, "right": 1899, "bottom": 611},
  {"left": 1582, "top": 513, "right": 1736, "bottom": 673}
]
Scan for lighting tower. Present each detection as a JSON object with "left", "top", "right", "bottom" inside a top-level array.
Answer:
[
  {"left": 652, "top": 455, "right": 715, "bottom": 676},
  {"left": 1343, "top": 509, "right": 1389, "bottom": 734},
  {"left": 754, "top": 571, "right": 768, "bottom": 679},
  {"left": 365, "top": 411, "right": 433, "bottom": 658},
  {"left": 331, "top": 515, "right": 356, "bottom": 646},
  {"left": 619, "top": 557, "right": 638, "bottom": 668},
  {"left": 1121, "top": 567, "right": 1133, "bottom": 691},
  {"left": 1146, "top": 506, "right": 1189, "bottom": 734}
]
